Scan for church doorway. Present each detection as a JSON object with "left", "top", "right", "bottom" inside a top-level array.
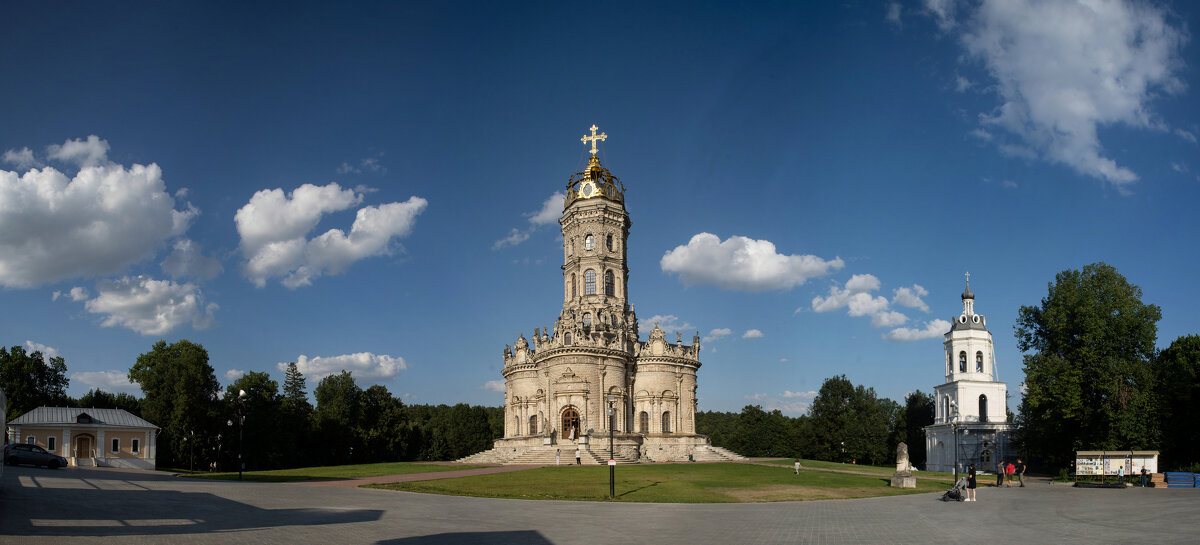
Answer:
[
  {"left": 561, "top": 408, "right": 580, "bottom": 440},
  {"left": 75, "top": 435, "right": 92, "bottom": 459}
]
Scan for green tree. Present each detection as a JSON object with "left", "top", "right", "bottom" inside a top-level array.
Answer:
[
  {"left": 313, "top": 370, "right": 363, "bottom": 465},
  {"left": 75, "top": 388, "right": 142, "bottom": 415},
  {"left": 1015, "top": 262, "right": 1161, "bottom": 470},
  {"left": 898, "top": 390, "right": 935, "bottom": 468},
  {"left": 129, "top": 340, "right": 220, "bottom": 468},
  {"left": 808, "top": 375, "right": 894, "bottom": 464},
  {"left": 0, "top": 345, "right": 70, "bottom": 416},
  {"left": 1156, "top": 334, "right": 1200, "bottom": 470},
  {"left": 226, "top": 371, "right": 284, "bottom": 470}
]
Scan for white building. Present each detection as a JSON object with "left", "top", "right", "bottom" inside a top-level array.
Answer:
[{"left": 924, "top": 279, "right": 1015, "bottom": 473}]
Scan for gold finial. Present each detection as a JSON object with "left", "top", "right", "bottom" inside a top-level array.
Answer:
[{"left": 581, "top": 124, "right": 607, "bottom": 156}]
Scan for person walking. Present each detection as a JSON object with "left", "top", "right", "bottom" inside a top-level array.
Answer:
[
  {"left": 794, "top": 459, "right": 801, "bottom": 476},
  {"left": 1017, "top": 459, "right": 1026, "bottom": 487},
  {"left": 1005, "top": 461, "right": 1016, "bottom": 487},
  {"left": 575, "top": 447, "right": 581, "bottom": 466},
  {"left": 555, "top": 449, "right": 561, "bottom": 466},
  {"left": 996, "top": 460, "right": 1005, "bottom": 487},
  {"left": 967, "top": 463, "right": 977, "bottom": 501}
]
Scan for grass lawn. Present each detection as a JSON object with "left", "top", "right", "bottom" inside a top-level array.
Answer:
[
  {"left": 179, "top": 461, "right": 488, "bottom": 482},
  {"left": 369, "top": 462, "right": 945, "bottom": 502},
  {"left": 761, "top": 458, "right": 956, "bottom": 480}
]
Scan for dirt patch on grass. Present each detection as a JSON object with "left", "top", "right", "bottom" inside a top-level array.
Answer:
[{"left": 719, "top": 485, "right": 916, "bottom": 502}]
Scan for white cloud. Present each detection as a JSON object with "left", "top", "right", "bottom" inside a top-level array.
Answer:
[
  {"left": 225, "top": 369, "right": 246, "bottom": 381},
  {"left": 871, "top": 310, "right": 909, "bottom": 328},
  {"left": 25, "top": 340, "right": 60, "bottom": 359},
  {"left": 779, "top": 358, "right": 789, "bottom": 363},
  {"left": 1171, "top": 163, "right": 1188, "bottom": 174},
  {"left": 744, "top": 393, "right": 768, "bottom": 401},
  {"left": 46, "top": 135, "right": 110, "bottom": 168},
  {"left": 702, "top": 328, "right": 732, "bottom": 343},
  {"left": 482, "top": 380, "right": 506, "bottom": 393},
  {"left": 0, "top": 140, "right": 198, "bottom": 289},
  {"left": 885, "top": 319, "right": 952, "bottom": 342},
  {"left": 886, "top": 2, "right": 903, "bottom": 28},
  {"left": 955, "top": 75, "right": 973, "bottom": 92},
  {"left": 742, "top": 329, "right": 764, "bottom": 339},
  {"left": 936, "top": 0, "right": 1187, "bottom": 190},
  {"left": 337, "top": 157, "right": 386, "bottom": 175},
  {"left": 747, "top": 390, "right": 816, "bottom": 415},
  {"left": 892, "top": 284, "right": 930, "bottom": 312},
  {"left": 493, "top": 192, "right": 564, "bottom": 250},
  {"left": 279, "top": 352, "right": 407, "bottom": 383},
  {"left": 661, "top": 233, "right": 843, "bottom": 291},
  {"left": 84, "top": 275, "right": 217, "bottom": 335},
  {"left": 647, "top": 314, "right": 695, "bottom": 337},
  {"left": 1002, "top": 180, "right": 1019, "bottom": 189},
  {"left": 161, "top": 239, "right": 223, "bottom": 280},
  {"left": 72, "top": 370, "right": 140, "bottom": 394},
  {"left": 781, "top": 390, "right": 817, "bottom": 399},
  {"left": 235, "top": 183, "right": 427, "bottom": 288},
  {"left": 2, "top": 147, "right": 39, "bottom": 170},
  {"left": 1176, "top": 129, "right": 1198, "bottom": 144}
]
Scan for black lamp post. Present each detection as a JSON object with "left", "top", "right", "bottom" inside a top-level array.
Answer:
[
  {"left": 607, "top": 394, "right": 616, "bottom": 499},
  {"left": 235, "top": 389, "right": 247, "bottom": 480}
]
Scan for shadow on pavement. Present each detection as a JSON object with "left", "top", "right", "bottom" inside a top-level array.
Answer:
[{"left": 378, "top": 530, "right": 554, "bottom": 544}]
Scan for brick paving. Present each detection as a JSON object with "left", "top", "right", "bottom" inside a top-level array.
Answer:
[{"left": 2, "top": 464, "right": 1197, "bottom": 544}]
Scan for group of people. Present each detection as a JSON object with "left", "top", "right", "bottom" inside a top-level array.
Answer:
[{"left": 963, "top": 458, "right": 1025, "bottom": 501}]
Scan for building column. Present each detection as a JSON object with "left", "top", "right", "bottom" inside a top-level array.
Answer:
[{"left": 97, "top": 430, "right": 105, "bottom": 460}]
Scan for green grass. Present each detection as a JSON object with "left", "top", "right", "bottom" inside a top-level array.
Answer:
[
  {"left": 179, "top": 461, "right": 489, "bottom": 482},
  {"left": 761, "top": 458, "right": 956, "bottom": 480},
  {"left": 368, "top": 462, "right": 945, "bottom": 502}
]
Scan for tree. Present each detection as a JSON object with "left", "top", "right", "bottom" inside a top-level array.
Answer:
[
  {"left": 1156, "top": 334, "right": 1200, "bottom": 470},
  {"left": 129, "top": 340, "right": 221, "bottom": 468},
  {"left": 313, "top": 370, "right": 363, "bottom": 465},
  {"left": 226, "top": 371, "right": 283, "bottom": 470},
  {"left": 75, "top": 388, "right": 142, "bottom": 415},
  {"left": 808, "top": 375, "right": 894, "bottom": 465},
  {"left": 1015, "top": 262, "right": 1161, "bottom": 470},
  {"left": 897, "top": 390, "right": 935, "bottom": 468},
  {"left": 0, "top": 345, "right": 70, "bottom": 416}
]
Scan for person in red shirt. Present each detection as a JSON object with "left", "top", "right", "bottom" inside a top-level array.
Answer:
[{"left": 1005, "top": 462, "right": 1016, "bottom": 487}]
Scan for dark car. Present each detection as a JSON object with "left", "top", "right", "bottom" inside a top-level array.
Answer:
[{"left": 4, "top": 443, "right": 68, "bottom": 469}]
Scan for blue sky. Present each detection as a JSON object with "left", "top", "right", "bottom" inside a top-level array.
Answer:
[{"left": 2, "top": 1, "right": 1198, "bottom": 416}]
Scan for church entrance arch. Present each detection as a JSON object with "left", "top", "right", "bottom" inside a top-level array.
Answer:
[{"left": 561, "top": 407, "right": 580, "bottom": 440}]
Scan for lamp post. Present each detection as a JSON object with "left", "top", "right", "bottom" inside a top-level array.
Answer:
[
  {"left": 236, "top": 389, "right": 247, "bottom": 480},
  {"left": 949, "top": 400, "right": 960, "bottom": 483},
  {"left": 607, "top": 394, "right": 616, "bottom": 499}
]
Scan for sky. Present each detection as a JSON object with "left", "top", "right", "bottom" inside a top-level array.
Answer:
[{"left": 2, "top": 1, "right": 1198, "bottom": 417}]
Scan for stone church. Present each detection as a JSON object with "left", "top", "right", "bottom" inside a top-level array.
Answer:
[
  {"left": 923, "top": 277, "right": 1014, "bottom": 473},
  {"left": 461, "top": 126, "right": 744, "bottom": 465}
]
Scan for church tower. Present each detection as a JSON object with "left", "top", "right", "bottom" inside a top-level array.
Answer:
[
  {"left": 464, "top": 126, "right": 741, "bottom": 465},
  {"left": 924, "top": 274, "right": 1014, "bottom": 472}
]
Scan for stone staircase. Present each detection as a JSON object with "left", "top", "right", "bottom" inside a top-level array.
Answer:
[
  {"left": 459, "top": 444, "right": 641, "bottom": 465},
  {"left": 691, "top": 445, "right": 749, "bottom": 462}
]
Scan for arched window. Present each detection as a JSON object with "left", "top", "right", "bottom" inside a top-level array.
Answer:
[
  {"left": 976, "top": 351, "right": 984, "bottom": 372},
  {"left": 606, "top": 234, "right": 614, "bottom": 251},
  {"left": 981, "top": 449, "right": 992, "bottom": 465},
  {"left": 604, "top": 270, "right": 615, "bottom": 296},
  {"left": 564, "top": 332, "right": 572, "bottom": 345},
  {"left": 958, "top": 351, "right": 967, "bottom": 372},
  {"left": 583, "top": 312, "right": 592, "bottom": 330},
  {"left": 570, "top": 274, "right": 577, "bottom": 298},
  {"left": 979, "top": 394, "right": 988, "bottom": 423},
  {"left": 943, "top": 397, "right": 951, "bottom": 421},
  {"left": 661, "top": 412, "right": 672, "bottom": 433},
  {"left": 639, "top": 411, "right": 649, "bottom": 433},
  {"left": 585, "top": 234, "right": 594, "bottom": 250},
  {"left": 514, "top": 416, "right": 520, "bottom": 436},
  {"left": 948, "top": 354, "right": 953, "bottom": 374},
  {"left": 562, "top": 408, "right": 580, "bottom": 439},
  {"left": 529, "top": 415, "right": 538, "bottom": 435},
  {"left": 584, "top": 270, "right": 596, "bottom": 294}
]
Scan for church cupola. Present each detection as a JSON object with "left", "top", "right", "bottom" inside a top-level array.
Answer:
[
  {"left": 961, "top": 273, "right": 975, "bottom": 316},
  {"left": 565, "top": 125, "right": 625, "bottom": 209}
]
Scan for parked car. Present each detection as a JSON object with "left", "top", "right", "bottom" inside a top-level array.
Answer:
[{"left": 4, "top": 443, "right": 68, "bottom": 469}]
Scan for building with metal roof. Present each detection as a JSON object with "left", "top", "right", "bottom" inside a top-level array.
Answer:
[{"left": 7, "top": 406, "right": 159, "bottom": 469}]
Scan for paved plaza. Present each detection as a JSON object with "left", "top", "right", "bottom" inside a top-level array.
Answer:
[{"left": 1, "top": 464, "right": 1197, "bottom": 544}]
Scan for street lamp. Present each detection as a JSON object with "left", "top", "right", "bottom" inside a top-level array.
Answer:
[
  {"left": 607, "top": 393, "right": 616, "bottom": 499},
  {"left": 949, "top": 400, "right": 960, "bottom": 483},
  {"left": 236, "top": 389, "right": 247, "bottom": 480}
]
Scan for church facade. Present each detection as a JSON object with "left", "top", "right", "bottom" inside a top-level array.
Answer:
[
  {"left": 924, "top": 279, "right": 1015, "bottom": 473},
  {"left": 461, "top": 126, "right": 742, "bottom": 465}
]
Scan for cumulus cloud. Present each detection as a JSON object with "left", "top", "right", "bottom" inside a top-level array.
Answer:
[
  {"left": 51, "top": 287, "right": 90, "bottom": 302},
  {"left": 72, "top": 370, "right": 140, "bottom": 394},
  {"left": 25, "top": 340, "right": 60, "bottom": 359},
  {"left": 225, "top": 369, "right": 246, "bottom": 381},
  {"left": 661, "top": 233, "right": 843, "bottom": 291},
  {"left": 810, "top": 274, "right": 932, "bottom": 330},
  {"left": 83, "top": 275, "right": 218, "bottom": 335},
  {"left": 482, "top": 380, "right": 506, "bottom": 393},
  {"left": 931, "top": 0, "right": 1188, "bottom": 191},
  {"left": 0, "top": 139, "right": 198, "bottom": 289},
  {"left": 747, "top": 390, "right": 816, "bottom": 415},
  {"left": 702, "top": 328, "right": 732, "bottom": 343},
  {"left": 886, "top": 3, "right": 903, "bottom": 28},
  {"left": 47, "top": 135, "right": 111, "bottom": 168},
  {"left": 892, "top": 284, "right": 930, "bottom": 312},
  {"left": 235, "top": 183, "right": 427, "bottom": 288},
  {"left": 2, "top": 147, "right": 39, "bottom": 170},
  {"left": 647, "top": 314, "right": 695, "bottom": 337},
  {"left": 279, "top": 352, "right": 407, "bottom": 383},
  {"left": 742, "top": 329, "right": 764, "bottom": 339},
  {"left": 885, "top": 319, "right": 952, "bottom": 342},
  {"left": 161, "top": 239, "right": 223, "bottom": 281},
  {"left": 493, "top": 192, "right": 564, "bottom": 250}
]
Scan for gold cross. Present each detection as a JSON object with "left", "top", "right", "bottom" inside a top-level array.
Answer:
[
  {"left": 580, "top": 124, "right": 607, "bottom": 156},
  {"left": 964, "top": 271, "right": 971, "bottom": 285}
]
